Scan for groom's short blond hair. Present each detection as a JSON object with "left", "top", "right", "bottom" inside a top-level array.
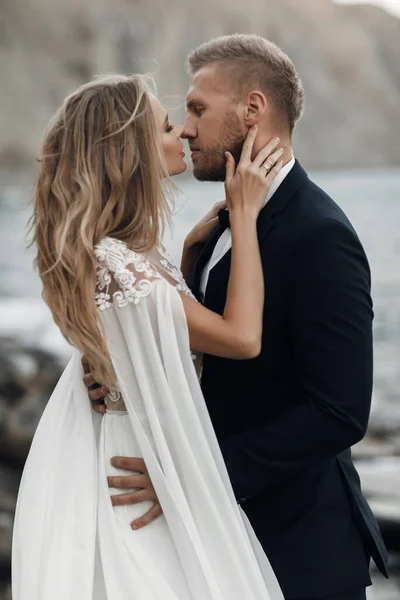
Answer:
[{"left": 187, "top": 34, "right": 304, "bottom": 134}]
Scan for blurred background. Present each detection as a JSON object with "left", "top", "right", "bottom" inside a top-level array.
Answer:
[{"left": 0, "top": 0, "right": 399, "bottom": 598}]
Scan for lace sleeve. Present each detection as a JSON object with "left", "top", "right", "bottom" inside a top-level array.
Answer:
[
  {"left": 93, "top": 237, "right": 166, "bottom": 411},
  {"left": 94, "top": 237, "right": 202, "bottom": 400},
  {"left": 94, "top": 237, "right": 163, "bottom": 311}
]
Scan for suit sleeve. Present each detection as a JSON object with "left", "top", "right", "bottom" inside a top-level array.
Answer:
[{"left": 221, "top": 220, "right": 374, "bottom": 502}]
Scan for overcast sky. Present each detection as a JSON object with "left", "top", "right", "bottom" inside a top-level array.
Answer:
[{"left": 334, "top": 0, "right": 400, "bottom": 17}]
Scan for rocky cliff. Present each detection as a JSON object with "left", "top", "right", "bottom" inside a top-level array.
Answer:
[{"left": 1, "top": 0, "right": 400, "bottom": 176}]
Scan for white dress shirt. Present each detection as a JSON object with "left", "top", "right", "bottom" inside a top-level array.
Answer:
[{"left": 199, "top": 157, "right": 295, "bottom": 298}]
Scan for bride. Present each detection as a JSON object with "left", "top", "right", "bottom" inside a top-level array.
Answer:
[{"left": 12, "top": 73, "right": 284, "bottom": 599}]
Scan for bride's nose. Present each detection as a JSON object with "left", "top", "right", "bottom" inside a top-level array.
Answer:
[{"left": 176, "top": 124, "right": 184, "bottom": 138}]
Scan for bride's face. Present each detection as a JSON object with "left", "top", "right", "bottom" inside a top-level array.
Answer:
[{"left": 150, "top": 95, "right": 187, "bottom": 176}]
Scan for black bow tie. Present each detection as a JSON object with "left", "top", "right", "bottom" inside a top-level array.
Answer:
[{"left": 218, "top": 208, "right": 230, "bottom": 229}]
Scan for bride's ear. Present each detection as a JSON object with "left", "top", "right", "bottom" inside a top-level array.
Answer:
[{"left": 244, "top": 91, "right": 268, "bottom": 127}]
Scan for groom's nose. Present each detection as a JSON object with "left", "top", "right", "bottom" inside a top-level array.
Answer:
[{"left": 181, "top": 117, "right": 196, "bottom": 140}]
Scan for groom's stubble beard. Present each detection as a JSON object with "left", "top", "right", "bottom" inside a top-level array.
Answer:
[{"left": 192, "top": 110, "right": 245, "bottom": 182}]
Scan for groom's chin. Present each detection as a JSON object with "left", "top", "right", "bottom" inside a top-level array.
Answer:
[{"left": 192, "top": 164, "right": 226, "bottom": 183}]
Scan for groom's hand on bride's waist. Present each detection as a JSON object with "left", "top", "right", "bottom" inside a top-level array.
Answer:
[{"left": 108, "top": 456, "right": 163, "bottom": 530}]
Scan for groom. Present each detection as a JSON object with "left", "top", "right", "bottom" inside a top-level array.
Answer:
[{"left": 86, "top": 35, "right": 388, "bottom": 599}]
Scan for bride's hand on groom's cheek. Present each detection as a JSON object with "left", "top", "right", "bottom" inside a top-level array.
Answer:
[{"left": 108, "top": 456, "right": 163, "bottom": 530}]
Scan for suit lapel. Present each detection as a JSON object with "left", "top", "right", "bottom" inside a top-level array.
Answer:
[
  {"left": 194, "top": 160, "right": 309, "bottom": 307},
  {"left": 190, "top": 223, "right": 227, "bottom": 302},
  {"left": 256, "top": 159, "right": 308, "bottom": 240},
  {"left": 204, "top": 216, "right": 277, "bottom": 308}
]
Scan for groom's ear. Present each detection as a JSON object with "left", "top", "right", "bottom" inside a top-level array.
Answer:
[{"left": 243, "top": 91, "right": 268, "bottom": 126}]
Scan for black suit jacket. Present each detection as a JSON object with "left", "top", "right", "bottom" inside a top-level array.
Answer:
[{"left": 191, "top": 161, "right": 388, "bottom": 599}]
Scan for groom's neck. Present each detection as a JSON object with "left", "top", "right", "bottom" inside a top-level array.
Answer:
[{"left": 252, "top": 131, "right": 293, "bottom": 166}]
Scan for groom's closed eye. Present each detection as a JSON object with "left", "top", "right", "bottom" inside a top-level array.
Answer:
[{"left": 186, "top": 101, "right": 205, "bottom": 117}]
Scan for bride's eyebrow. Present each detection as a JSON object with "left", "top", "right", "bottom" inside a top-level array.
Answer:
[{"left": 163, "top": 114, "right": 169, "bottom": 125}]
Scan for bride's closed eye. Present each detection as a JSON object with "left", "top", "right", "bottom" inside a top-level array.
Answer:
[{"left": 166, "top": 122, "right": 174, "bottom": 133}]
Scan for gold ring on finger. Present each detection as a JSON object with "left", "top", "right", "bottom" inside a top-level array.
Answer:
[{"left": 261, "top": 163, "right": 270, "bottom": 174}]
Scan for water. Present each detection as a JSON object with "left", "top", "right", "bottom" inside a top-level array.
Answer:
[
  {"left": 0, "top": 169, "right": 400, "bottom": 598},
  {"left": 2, "top": 169, "right": 399, "bottom": 415}
]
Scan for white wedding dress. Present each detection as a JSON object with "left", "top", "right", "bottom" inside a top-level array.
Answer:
[{"left": 12, "top": 236, "right": 284, "bottom": 600}]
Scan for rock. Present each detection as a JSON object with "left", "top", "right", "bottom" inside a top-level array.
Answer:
[
  {"left": 0, "top": 337, "right": 63, "bottom": 464},
  {"left": 0, "top": 584, "right": 11, "bottom": 600},
  {"left": 0, "top": 464, "right": 20, "bottom": 577},
  {"left": 0, "top": 338, "right": 65, "bottom": 594}
]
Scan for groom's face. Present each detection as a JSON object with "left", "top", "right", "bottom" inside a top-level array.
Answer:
[{"left": 182, "top": 65, "right": 246, "bottom": 182}]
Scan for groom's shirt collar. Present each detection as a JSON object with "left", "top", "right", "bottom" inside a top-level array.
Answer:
[{"left": 263, "top": 156, "right": 295, "bottom": 207}]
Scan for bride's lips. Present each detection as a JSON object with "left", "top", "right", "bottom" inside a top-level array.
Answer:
[{"left": 180, "top": 151, "right": 185, "bottom": 157}]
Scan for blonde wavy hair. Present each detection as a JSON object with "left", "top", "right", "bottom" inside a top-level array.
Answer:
[{"left": 30, "top": 74, "right": 171, "bottom": 388}]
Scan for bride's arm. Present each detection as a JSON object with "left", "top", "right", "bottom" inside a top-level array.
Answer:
[
  {"left": 180, "top": 212, "right": 263, "bottom": 359},
  {"left": 181, "top": 128, "right": 283, "bottom": 359}
]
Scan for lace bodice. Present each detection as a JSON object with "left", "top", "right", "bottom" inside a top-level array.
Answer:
[{"left": 94, "top": 236, "right": 201, "bottom": 411}]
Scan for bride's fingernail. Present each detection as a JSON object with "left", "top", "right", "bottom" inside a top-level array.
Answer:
[{"left": 274, "top": 137, "right": 280, "bottom": 143}]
